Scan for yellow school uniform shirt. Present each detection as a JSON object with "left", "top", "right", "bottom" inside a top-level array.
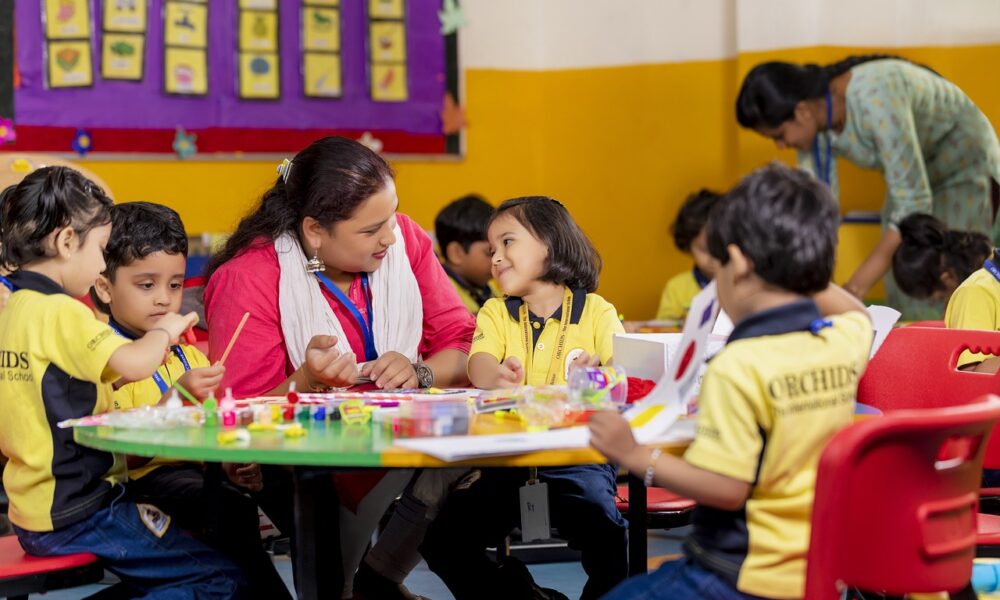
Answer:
[
  {"left": 0, "top": 271, "right": 129, "bottom": 531},
  {"left": 471, "top": 288, "right": 624, "bottom": 385},
  {"left": 683, "top": 300, "right": 873, "bottom": 598},
  {"left": 655, "top": 267, "right": 708, "bottom": 321},
  {"left": 112, "top": 332, "right": 210, "bottom": 479},
  {"left": 945, "top": 265, "right": 1000, "bottom": 368}
]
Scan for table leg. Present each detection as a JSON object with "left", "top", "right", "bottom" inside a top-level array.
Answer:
[
  {"left": 292, "top": 467, "right": 342, "bottom": 600},
  {"left": 202, "top": 463, "right": 223, "bottom": 545},
  {"left": 627, "top": 473, "right": 647, "bottom": 576}
]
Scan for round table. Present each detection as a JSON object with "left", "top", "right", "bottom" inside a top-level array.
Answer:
[{"left": 75, "top": 416, "right": 685, "bottom": 599}]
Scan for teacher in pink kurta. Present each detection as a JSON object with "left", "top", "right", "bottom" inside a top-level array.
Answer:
[{"left": 203, "top": 137, "right": 474, "bottom": 599}]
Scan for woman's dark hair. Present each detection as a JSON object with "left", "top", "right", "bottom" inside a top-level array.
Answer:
[
  {"left": 205, "top": 136, "right": 394, "bottom": 280},
  {"left": 708, "top": 162, "right": 838, "bottom": 295},
  {"left": 736, "top": 54, "right": 939, "bottom": 129},
  {"left": 490, "top": 196, "right": 601, "bottom": 293},
  {"left": 892, "top": 213, "right": 992, "bottom": 299},
  {"left": 0, "top": 166, "right": 113, "bottom": 270},
  {"left": 672, "top": 189, "right": 722, "bottom": 252},
  {"left": 435, "top": 193, "right": 494, "bottom": 254}
]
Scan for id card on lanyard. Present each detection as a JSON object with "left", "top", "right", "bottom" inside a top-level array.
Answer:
[
  {"left": 519, "top": 288, "right": 574, "bottom": 386},
  {"left": 315, "top": 272, "right": 378, "bottom": 362},
  {"left": 109, "top": 323, "right": 192, "bottom": 393},
  {"left": 811, "top": 90, "right": 834, "bottom": 186}
]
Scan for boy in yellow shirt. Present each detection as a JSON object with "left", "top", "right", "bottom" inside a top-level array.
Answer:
[
  {"left": 656, "top": 189, "right": 721, "bottom": 321},
  {"left": 91, "top": 201, "right": 290, "bottom": 598},
  {"left": 592, "top": 164, "right": 873, "bottom": 599},
  {"left": 0, "top": 167, "right": 243, "bottom": 597},
  {"left": 435, "top": 194, "right": 500, "bottom": 314}
]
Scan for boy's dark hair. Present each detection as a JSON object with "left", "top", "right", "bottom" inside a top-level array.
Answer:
[
  {"left": 490, "top": 196, "right": 601, "bottom": 293},
  {"left": 206, "top": 136, "right": 393, "bottom": 281},
  {"left": 0, "top": 166, "right": 113, "bottom": 270},
  {"left": 671, "top": 189, "right": 722, "bottom": 252},
  {"left": 90, "top": 202, "right": 189, "bottom": 314},
  {"left": 103, "top": 202, "right": 189, "bottom": 280},
  {"left": 893, "top": 213, "right": 992, "bottom": 299},
  {"left": 435, "top": 194, "right": 494, "bottom": 256},
  {"left": 707, "top": 163, "right": 838, "bottom": 295}
]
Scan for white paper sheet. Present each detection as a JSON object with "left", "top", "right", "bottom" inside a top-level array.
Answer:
[{"left": 867, "top": 304, "right": 902, "bottom": 358}]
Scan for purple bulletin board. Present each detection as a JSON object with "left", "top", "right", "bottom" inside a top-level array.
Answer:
[{"left": 7, "top": 0, "right": 458, "bottom": 155}]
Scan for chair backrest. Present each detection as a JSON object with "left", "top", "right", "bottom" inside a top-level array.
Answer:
[
  {"left": 857, "top": 327, "right": 1000, "bottom": 466},
  {"left": 905, "top": 320, "right": 945, "bottom": 328},
  {"left": 805, "top": 398, "right": 1000, "bottom": 598}
]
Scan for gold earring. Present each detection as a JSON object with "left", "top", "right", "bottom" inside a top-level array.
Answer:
[{"left": 306, "top": 248, "right": 325, "bottom": 274}]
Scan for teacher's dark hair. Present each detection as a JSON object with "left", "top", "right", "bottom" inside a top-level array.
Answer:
[
  {"left": 892, "top": 213, "right": 992, "bottom": 299},
  {"left": 736, "top": 54, "right": 939, "bottom": 129},
  {"left": 205, "top": 136, "right": 394, "bottom": 280},
  {"left": 491, "top": 196, "right": 602, "bottom": 293},
  {"left": 708, "top": 162, "right": 838, "bottom": 295}
]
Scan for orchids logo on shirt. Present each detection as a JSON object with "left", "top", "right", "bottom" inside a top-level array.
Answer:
[
  {"left": 766, "top": 362, "right": 861, "bottom": 415},
  {"left": 0, "top": 349, "right": 31, "bottom": 382}
]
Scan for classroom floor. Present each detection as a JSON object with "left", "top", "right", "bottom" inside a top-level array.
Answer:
[{"left": 36, "top": 528, "right": 689, "bottom": 599}]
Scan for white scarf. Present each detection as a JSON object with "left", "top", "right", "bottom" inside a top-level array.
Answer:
[{"left": 275, "top": 228, "right": 423, "bottom": 369}]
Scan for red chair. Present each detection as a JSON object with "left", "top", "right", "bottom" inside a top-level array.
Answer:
[
  {"left": 905, "top": 320, "right": 945, "bottom": 328},
  {"left": 0, "top": 535, "right": 103, "bottom": 599},
  {"left": 857, "top": 327, "right": 1000, "bottom": 554},
  {"left": 614, "top": 485, "right": 695, "bottom": 530},
  {"left": 805, "top": 398, "right": 1000, "bottom": 598},
  {"left": 857, "top": 327, "right": 1000, "bottom": 463}
]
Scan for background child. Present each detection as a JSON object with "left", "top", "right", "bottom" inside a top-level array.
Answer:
[
  {"left": 421, "top": 196, "right": 627, "bottom": 600},
  {"left": 91, "top": 201, "right": 290, "bottom": 598},
  {"left": 591, "top": 163, "right": 873, "bottom": 600},
  {"left": 435, "top": 193, "right": 499, "bottom": 314},
  {"left": 0, "top": 166, "right": 243, "bottom": 598},
  {"left": 892, "top": 212, "right": 993, "bottom": 304},
  {"left": 655, "top": 189, "right": 722, "bottom": 321}
]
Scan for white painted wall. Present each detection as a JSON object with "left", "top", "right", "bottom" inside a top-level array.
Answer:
[{"left": 459, "top": 0, "right": 1000, "bottom": 70}]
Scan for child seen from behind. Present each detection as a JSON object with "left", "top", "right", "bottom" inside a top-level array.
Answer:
[{"left": 592, "top": 164, "right": 873, "bottom": 600}]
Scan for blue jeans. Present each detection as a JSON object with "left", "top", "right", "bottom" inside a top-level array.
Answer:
[
  {"left": 14, "top": 486, "right": 246, "bottom": 599},
  {"left": 421, "top": 464, "right": 627, "bottom": 600},
  {"left": 602, "top": 557, "right": 763, "bottom": 600}
]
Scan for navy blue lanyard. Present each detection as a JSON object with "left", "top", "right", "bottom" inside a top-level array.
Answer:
[
  {"left": 109, "top": 323, "right": 192, "bottom": 393},
  {"left": 985, "top": 255, "right": 1000, "bottom": 285},
  {"left": 0, "top": 276, "right": 13, "bottom": 291},
  {"left": 811, "top": 90, "right": 834, "bottom": 186},
  {"left": 314, "top": 272, "right": 378, "bottom": 362}
]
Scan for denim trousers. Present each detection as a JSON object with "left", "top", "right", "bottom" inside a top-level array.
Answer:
[{"left": 14, "top": 485, "right": 247, "bottom": 599}]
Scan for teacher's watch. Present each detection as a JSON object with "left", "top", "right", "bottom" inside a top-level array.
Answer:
[{"left": 413, "top": 362, "right": 434, "bottom": 388}]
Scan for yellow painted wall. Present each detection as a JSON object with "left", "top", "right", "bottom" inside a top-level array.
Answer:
[{"left": 76, "top": 44, "right": 1000, "bottom": 318}]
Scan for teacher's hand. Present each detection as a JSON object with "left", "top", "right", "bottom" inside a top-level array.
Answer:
[
  {"left": 361, "top": 351, "right": 418, "bottom": 389},
  {"left": 303, "top": 335, "right": 359, "bottom": 390}
]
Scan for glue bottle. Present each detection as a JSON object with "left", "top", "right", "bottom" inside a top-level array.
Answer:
[
  {"left": 221, "top": 388, "right": 237, "bottom": 428},
  {"left": 164, "top": 389, "right": 183, "bottom": 410},
  {"left": 287, "top": 381, "right": 300, "bottom": 404},
  {"left": 203, "top": 392, "right": 219, "bottom": 428}
]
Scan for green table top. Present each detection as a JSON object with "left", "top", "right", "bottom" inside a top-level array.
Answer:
[{"left": 73, "top": 418, "right": 615, "bottom": 468}]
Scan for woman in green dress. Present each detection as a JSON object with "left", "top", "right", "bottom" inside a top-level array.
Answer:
[{"left": 736, "top": 55, "right": 1000, "bottom": 319}]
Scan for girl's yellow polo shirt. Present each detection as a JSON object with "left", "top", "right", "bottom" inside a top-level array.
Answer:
[
  {"left": 945, "top": 266, "right": 1000, "bottom": 367},
  {"left": 470, "top": 288, "right": 624, "bottom": 385}
]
